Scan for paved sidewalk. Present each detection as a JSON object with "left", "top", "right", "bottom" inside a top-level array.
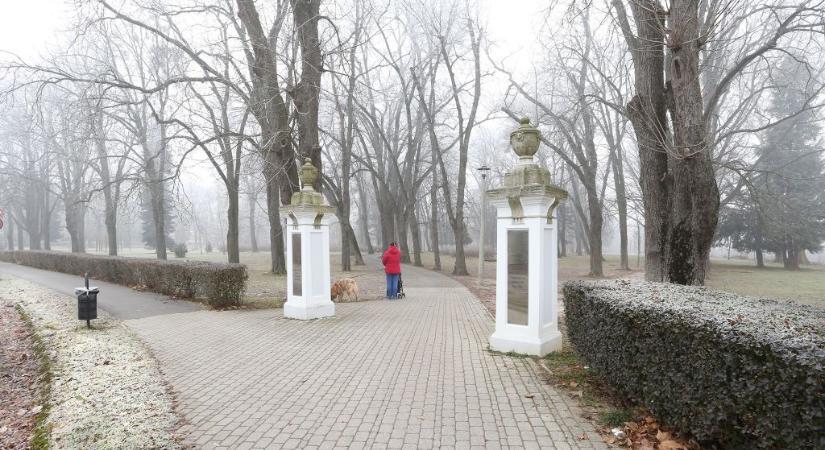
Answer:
[
  {"left": 0, "top": 262, "right": 605, "bottom": 449},
  {"left": 0, "top": 261, "right": 202, "bottom": 319}
]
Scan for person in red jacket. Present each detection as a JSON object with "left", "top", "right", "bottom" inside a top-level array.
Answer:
[{"left": 382, "top": 242, "right": 402, "bottom": 299}]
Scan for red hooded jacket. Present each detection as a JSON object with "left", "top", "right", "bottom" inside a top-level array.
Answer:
[{"left": 382, "top": 245, "right": 402, "bottom": 275}]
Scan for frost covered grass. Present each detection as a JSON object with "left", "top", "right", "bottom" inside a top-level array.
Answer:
[{"left": 0, "top": 276, "right": 181, "bottom": 449}]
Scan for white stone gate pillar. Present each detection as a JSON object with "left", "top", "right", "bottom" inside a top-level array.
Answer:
[
  {"left": 281, "top": 159, "right": 336, "bottom": 320},
  {"left": 488, "top": 118, "right": 568, "bottom": 356}
]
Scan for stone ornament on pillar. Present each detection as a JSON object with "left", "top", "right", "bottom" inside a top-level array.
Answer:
[
  {"left": 281, "top": 158, "right": 337, "bottom": 320},
  {"left": 487, "top": 117, "right": 568, "bottom": 356}
]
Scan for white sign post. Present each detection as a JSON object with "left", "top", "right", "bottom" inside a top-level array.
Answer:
[
  {"left": 488, "top": 118, "right": 568, "bottom": 356},
  {"left": 281, "top": 159, "right": 336, "bottom": 320}
]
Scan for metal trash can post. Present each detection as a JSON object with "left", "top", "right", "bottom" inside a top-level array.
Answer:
[{"left": 75, "top": 272, "right": 99, "bottom": 329}]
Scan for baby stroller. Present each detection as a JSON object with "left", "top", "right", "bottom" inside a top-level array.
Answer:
[{"left": 396, "top": 274, "right": 406, "bottom": 299}]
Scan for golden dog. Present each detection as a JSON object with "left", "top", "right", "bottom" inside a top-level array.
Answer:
[{"left": 330, "top": 278, "right": 359, "bottom": 302}]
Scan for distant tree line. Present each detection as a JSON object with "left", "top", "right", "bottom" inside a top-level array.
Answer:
[{"left": 1, "top": 0, "right": 824, "bottom": 283}]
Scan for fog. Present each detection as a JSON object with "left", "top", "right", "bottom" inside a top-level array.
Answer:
[{"left": 1, "top": 0, "right": 824, "bottom": 279}]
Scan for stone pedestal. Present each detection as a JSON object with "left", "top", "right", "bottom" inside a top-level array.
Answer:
[
  {"left": 487, "top": 118, "right": 568, "bottom": 356},
  {"left": 281, "top": 159, "right": 336, "bottom": 320}
]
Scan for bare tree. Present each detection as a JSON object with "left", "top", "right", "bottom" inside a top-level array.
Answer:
[{"left": 612, "top": 0, "right": 825, "bottom": 284}]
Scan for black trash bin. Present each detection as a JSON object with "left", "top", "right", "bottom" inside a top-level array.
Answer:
[{"left": 75, "top": 273, "right": 99, "bottom": 328}]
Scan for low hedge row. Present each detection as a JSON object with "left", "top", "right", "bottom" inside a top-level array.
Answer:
[
  {"left": 0, "top": 250, "right": 247, "bottom": 308},
  {"left": 563, "top": 280, "right": 825, "bottom": 450}
]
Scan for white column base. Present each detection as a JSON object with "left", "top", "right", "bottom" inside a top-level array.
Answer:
[
  {"left": 489, "top": 330, "right": 562, "bottom": 357},
  {"left": 284, "top": 301, "right": 335, "bottom": 320}
]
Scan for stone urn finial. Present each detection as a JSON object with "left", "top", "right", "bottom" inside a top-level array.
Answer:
[
  {"left": 299, "top": 157, "right": 318, "bottom": 190},
  {"left": 510, "top": 117, "right": 541, "bottom": 162}
]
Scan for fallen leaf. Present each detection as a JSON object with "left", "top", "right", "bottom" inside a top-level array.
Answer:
[
  {"left": 524, "top": 394, "right": 534, "bottom": 399},
  {"left": 577, "top": 433, "right": 588, "bottom": 440},
  {"left": 635, "top": 438, "right": 655, "bottom": 450},
  {"left": 571, "top": 390, "right": 584, "bottom": 398},
  {"left": 569, "top": 381, "right": 579, "bottom": 388},
  {"left": 659, "top": 440, "right": 687, "bottom": 450}
]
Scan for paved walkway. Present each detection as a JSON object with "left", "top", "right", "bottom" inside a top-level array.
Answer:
[
  {"left": 0, "top": 262, "right": 605, "bottom": 449},
  {"left": 0, "top": 261, "right": 203, "bottom": 319}
]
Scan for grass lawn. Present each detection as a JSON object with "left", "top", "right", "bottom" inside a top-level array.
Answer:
[
  {"left": 422, "top": 250, "right": 824, "bottom": 305},
  {"left": 705, "top": 259, "right": 825, "bottom": 308},
  {"left": 82, "top": 247, "right": 387, "bottom": 309},
  {"left": 82, "top": 246, "right": 825, "bottom": 309}
]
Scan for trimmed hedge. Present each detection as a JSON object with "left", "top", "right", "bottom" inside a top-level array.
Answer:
[
  {"left": 563, "top": 280, "right": 825, "bottom": 450},
  {"left": 0, "top": 250, "right": 247, "bottom": 308}
]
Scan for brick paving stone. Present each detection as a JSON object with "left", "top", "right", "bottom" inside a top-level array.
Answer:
[{"left": 122, "top": 264, "right": 605, "bottom": 449}]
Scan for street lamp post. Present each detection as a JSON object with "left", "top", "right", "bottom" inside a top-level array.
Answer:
[{"left": 477, "top": 165, "right": 491, "bottom": 284}]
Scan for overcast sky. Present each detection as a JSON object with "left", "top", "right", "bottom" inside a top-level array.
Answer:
[
  {"left": 0, "top": 0, "right": 546, "bottom": 71},
  {"left": 0, "top": 0, "right": 69, "bottom": 59},
  {"left": 0, "top": 0, "right": 549, "bottom": 187}
]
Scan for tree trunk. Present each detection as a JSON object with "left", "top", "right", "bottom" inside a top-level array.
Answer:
[
  {"left": 248, "top": 191, "right": 259, "bottom": 252},
  {"left": 612, "top": 154, "right": 629, "bottom": 269},
  {"left": 356, "top": 181, "right": 374, "bottom": 254},
  {"left": 105, "top": 207, "right": 117, "bottom": 256},
  {"left": 290, "top": 0, "right": 324, "bottom": 187},
  {"left": 430, "top": 184, "right": 441, "bottom": 271},
  {"left": 25, "top": 205, "right": 41, "bottom": 251},
  {"left": 558, "top": 204, "right": 567, "bottom": 257},
  {"left": 408, "top": 208, "right": 423, "bottom": 266},
  {"left": 378, "top": 191, "right": 395, "bottom": 249},
  {"left": 236, "top": 0, "right": 300, "bottom": 208},
  {"left": 96, "top": 116, "right": 117, "bottom": 256},
  {"left": 616, "top": 0, "right": 721, "bottom": 285},
  {"left": 65, "top": 200, "right": 86, "bottom": 253},
  {"left": 341, "top": 224, "right": 352, "bottom": 272},
  {"left": 397, "top": 210, "right": 411, "bottom": 264},
  {"left": 345, "top": 222, "right": 364, "bottom": 266},
  {"left": 452, "top": 220, "right": 469, "bottom": 275},
  {"left": 585, "top": 187, "right": 604, "bottom": 276},
  {"left": 6, "top": 214, "right": 14, "bottom": 251},
  {"left": 264, "top": 156, "right": 286, "bottom": 274},
  {"left": 575, "top": 220, "right": 584, "bottom": 256},
  {"left": 783, "top": 245, "right": 800, "bottom": 270},
  {"left": 41, "top": 193, "right": 51, "bottom": 251},
  {"left": 665, "top": 0, "right": 719, "bottom": 284},
  {"left": 17, "top": 218, "right": 24, "bottom": 250},
  {"left": 226, "top": 187, "right": 240, "bottom": 264},
  {"left": 149, "top": 182, "right": 167, "bottom": 260},
  {"left": 618, "top": 0, "right": 672, "bottom": 282}
]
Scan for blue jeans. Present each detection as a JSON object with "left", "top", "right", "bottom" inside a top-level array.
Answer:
[{"left": 386, "top": 273, "right": 400, "bottom": 299}]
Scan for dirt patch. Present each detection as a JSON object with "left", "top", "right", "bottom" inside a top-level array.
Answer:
[{"left": 0, "top": 301, "right": 44, "bottom": 449}]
